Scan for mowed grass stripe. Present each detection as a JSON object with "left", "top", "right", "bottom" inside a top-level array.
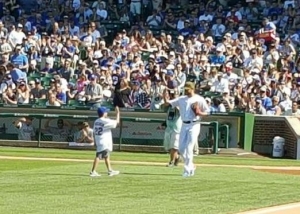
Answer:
[
  {"left": 1, "top": 160, "right": 300, "bottom": 214},
  {"left": 2, "top": 156, "right": 300, "bottom": 170},
  {"left": 1, "top": 146, "right": 300, "bottom": 167}
]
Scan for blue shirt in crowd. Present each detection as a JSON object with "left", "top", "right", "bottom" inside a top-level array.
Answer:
[
  {"left": 10, "top": 68, "right": 27, "bottom": 83},
  {"left": 56, "top": 92, "right": 67, "bottom": 104},
  {"left": 261, "top": 97, "right": 272, "bottom": 109}
]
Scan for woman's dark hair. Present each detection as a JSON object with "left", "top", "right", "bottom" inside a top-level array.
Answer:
[{"left": 212, "top": 97, "right": 222, "bottom": 106}]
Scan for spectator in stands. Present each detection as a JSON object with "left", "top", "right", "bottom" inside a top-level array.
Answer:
[
  {"left": 0, "top": 0, "right": 299, "bottom": 118},
  {"left": 53, "top": 82, "right": 67, "bottom": 105},
  {"left": 84, "top": 74, "right": 103, "bottom": 107},
  {"left": 260, "top": 86, "right": 272, "bottom": 109},
  {"left": 46, "top": 92, "right": 61, "bottom": 107},
  {"left": 129, "top": 80, "right": 150, "bottom": 108},
  {"left": 251, "top": 98, "right": 267, "bottom": 115},
  {"left": 290, "top": 101, "right": 300, "bottom": 116},
  {"left": 30, "top": 79, "right": 46, "bottom": 99},
  {"left": 7, "top": 63, "right": 27, "bottom": 83},
  {"left": 59, "top": 58, "right": 74, "bottom": 81},
  {"left": 113, "top": 78, "right": 131, "bottom": 108},
  {"left": 16, "top": 80, "right": 29, "bottom": 104},
  {"left": 266, "top": 96, "right": 282, "bottom": 115},
  {"left": 211, "top": 97, "right": 226, "bottom": 113},
  {"left": 2, "top": 85, "right": 17, "bottom": 104}
]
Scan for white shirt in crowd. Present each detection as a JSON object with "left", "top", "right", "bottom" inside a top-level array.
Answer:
[
  {"left": 211, "top": 24, "right": 226, "bottom": 37},
  {"left": 241, "top": 76, "right": 253, "bottom": 88},
  {"left": 93, "top": 117, "right": 118, "bottom": 152},
  {"left": 70, "top": 26, "right": 80, "bottom": 36},
  {"left": 226, "top": 11, "right": 242, "bottom": 21},
  {"left": 82, "top": 34, "right": 93, "bottom": 46},
  {"left": 244, "top": 57, "right": 263, "bottom": 70},
  {"left": 92, "top": 29, "right": 101, "bottom": 40},
  {"left": 222, "top": 72, "right": 238, "bottom": 87},
  {"left": 217, "top": 103, "right": 226, "bottom": 113},
  {"left": 9, "top": 30, "right": 26, "bottom": 47},
  {"left": 279, "top": 99, "right": 292, "bottom": 112},
  {"left": 146, "top": 15, "right": 161, "bottom": 26},
  {"left": 177, "top": 20, "right": 185, "bottom": 31},
  {"left": 211, "top": 78, "right": 229, "bottom": 93},
  {"left": 284, "top": 0, "right": 295, "bottom": 8},
  {"left": 290, "top": 89, "right": 299, "bottom": 100},
  {"left": 199, "top": 14, "right": 213, "bottom": 22}
]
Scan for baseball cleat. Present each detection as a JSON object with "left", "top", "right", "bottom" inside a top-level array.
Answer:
[
  {"left": 190, "top": 167, "right": 197, "bottom": 176},
  {"left": 182, "top": 171, "right": 190, "bottom": 178},
  {"left": 90, "top": 171, "right": 101, "bottom": 177},
  {"left": 108, "top": 170, "right": 120, "bottom": 176}
]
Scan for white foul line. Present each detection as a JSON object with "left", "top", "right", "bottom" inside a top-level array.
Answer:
[{"left": 237, "top": 202, "right": 300, "bottom": 214}]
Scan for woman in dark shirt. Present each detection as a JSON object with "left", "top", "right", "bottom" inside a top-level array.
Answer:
[{"left": 113, "top": 78, "right": 131, "bottom": 107}]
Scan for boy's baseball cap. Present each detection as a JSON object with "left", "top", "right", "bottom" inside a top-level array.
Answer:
[
  {"left": 184, "top": 82, "right": 195, "bottom": 90},
  {"left": 97, "top": 106, "right": 110, "bottom": 116}
]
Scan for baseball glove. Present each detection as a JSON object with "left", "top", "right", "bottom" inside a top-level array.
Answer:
[{"left": 191, "top": 102, "right": 201, "bottom": 116}]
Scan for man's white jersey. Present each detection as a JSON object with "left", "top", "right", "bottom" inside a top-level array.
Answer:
[
  {"left": 93, "top": 118, "right": 118, "bottom": 152},
  {"left": 16, "top": 122, "right": 35, "bottom": 141}
]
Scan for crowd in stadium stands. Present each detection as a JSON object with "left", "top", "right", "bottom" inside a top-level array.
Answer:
[{"left": 1, "top": 0, "right": 300, "bottom": 116}]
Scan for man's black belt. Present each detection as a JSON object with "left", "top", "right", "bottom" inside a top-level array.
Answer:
[{"left": 183, "top": 120, "right": 198, "bottom": 124}]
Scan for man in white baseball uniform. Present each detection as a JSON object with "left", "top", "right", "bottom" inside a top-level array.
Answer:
[
  {"left": 90, "top": 106, "right": 120, "bottom": 177},
  {"left": 13, "top": 117, "right": 36, "bottom": 141},
  {"left": 163, "top": 82, "right": 210, "bottom": 177},
  {"left": 163, "top": 89, "right": 182, "bottom": 167}
]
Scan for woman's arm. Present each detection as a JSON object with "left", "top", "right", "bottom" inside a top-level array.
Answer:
[{"left": 275, "top": 106, "right": 282, "bottom": 115}]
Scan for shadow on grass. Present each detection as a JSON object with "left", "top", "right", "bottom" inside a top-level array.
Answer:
[
  {"left": 122, "top": 172, "right": 179, "bottom": 176},
  {"left": 17, "top": 172, "right": 89, "bottom": 177}
]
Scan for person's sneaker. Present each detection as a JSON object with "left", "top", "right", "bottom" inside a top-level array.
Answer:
[
  {"left": 190, "top": 166, "right": 197, "bottom": 176},
  {"left": 90, "top": 171, "right": 101, "bottom": 177},
  {"left": 174, "top": 157, "right": 180, "bottom": 166},
  {"left": 182, "top": 171, "right": 190, "bottom": 178},
  {"left": 166, "top": 162, "right": 174, "bottom": 167},
  {"left": 108, "top": 170, "right": 120, "bottom": 176}
]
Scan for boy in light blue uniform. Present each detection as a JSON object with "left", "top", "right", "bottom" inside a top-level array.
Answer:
[{"left": 163, "top": 89, "right": 182, "bottom": 167}]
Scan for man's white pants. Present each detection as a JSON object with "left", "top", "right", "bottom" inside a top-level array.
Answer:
[{"left": 179, "top": 123, "right": 200, "bottom": 173}]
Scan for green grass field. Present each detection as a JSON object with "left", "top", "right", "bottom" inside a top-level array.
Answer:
[{"left": 1, "top": 147, "right": 300, "bottom": 214}]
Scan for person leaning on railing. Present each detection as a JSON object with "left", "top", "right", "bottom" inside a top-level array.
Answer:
[{"left": 46, "top": 93, "right": 61, "bottom": 107}]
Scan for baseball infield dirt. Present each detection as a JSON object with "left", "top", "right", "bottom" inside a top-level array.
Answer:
[{"left": 254, "top": 169, "right": 300, "bottom": 176}]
